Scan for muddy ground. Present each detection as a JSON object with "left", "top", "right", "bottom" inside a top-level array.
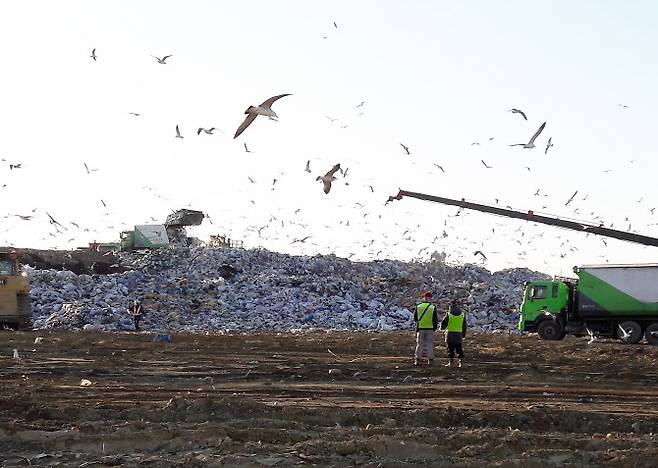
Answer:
[{"left": 1, "top": 331, "right": 658, "bottom": 467}]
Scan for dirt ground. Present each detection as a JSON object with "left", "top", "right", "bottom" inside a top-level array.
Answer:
[{"left": 2, "top": 331, "right": 658, "bottom": 467}]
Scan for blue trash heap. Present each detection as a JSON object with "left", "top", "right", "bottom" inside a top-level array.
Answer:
[{"left": 27, "top": 245, "right": 548, "bottom": 333}]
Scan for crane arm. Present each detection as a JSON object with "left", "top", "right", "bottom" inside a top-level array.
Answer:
[{"left": 393, "top": 190, "right": 658, "bottom": 248}]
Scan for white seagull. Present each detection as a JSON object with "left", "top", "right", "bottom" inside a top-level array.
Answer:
[
  {"left": 233, "top": 94, "right": 292, "bottom": 139},
  {"left": 545, "top": 137, "right": 554, "bottom": 155},
  {"left": 305, "top": 160, "right": 311, "bottom": 173},
  {"left": 197, "top": 127, "right": 216, "bottom": 135},
  {"left": 510, "top": 122, "right": 546, "bottom": 149},
  {"left": 316, "top": 164, "right": 341, "bottom": 194},
  {"left": 585, "top": 326, "right": 597, "bottom": 345},
  {"left": 618, "top": 324, "right": 631, "bottom": 341},
  {"left": 90, "top": 49, "right": 97, "bottom": 61},
  {"left": 175, "top": 125, "right": 183, "bottom": 139},
  {"left": 152, "top": 54, "right": 173, "bottom": 64}
]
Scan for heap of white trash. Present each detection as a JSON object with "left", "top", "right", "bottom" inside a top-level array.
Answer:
[{"left": 28, "top": 245, "right": 549, "bottom": 333}]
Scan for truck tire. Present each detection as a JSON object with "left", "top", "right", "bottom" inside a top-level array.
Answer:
[
  {"left": 644, "top": 323, "right": 658, "bottom": 346},
  {"left": 618, "top": 321, "right": 642, "bottom": 344},
  {"left": 537, "top": 320, "right": 563, "bottom": 341}
]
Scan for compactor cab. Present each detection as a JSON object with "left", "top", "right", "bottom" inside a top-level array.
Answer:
[{"left": 0, "top": 251, "right": 32, "bottom": 330}]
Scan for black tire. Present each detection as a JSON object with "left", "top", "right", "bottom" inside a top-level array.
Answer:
[
  {"left": 618, "top": 320, "right": 642, "bottom": 344},
  {"left": 537, "top": 320, "right": 563, "bottom": 341},
  {"left": 644, "top": 323, "right": 658, "bottom": 346},
  {"left": 16, "top": 294, "right": 33, "bottom": 331}
]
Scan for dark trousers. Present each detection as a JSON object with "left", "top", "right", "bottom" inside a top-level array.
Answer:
[
  {"left": 447, "top": 342, "right": 464, "bottom": 359},
  {"left": 132, "top": 314, "right": 142, "bottom": 331}
]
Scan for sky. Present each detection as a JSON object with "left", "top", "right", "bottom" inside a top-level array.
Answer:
[{"left": 1, "top": 1, "right": 658, "bottom": 275}]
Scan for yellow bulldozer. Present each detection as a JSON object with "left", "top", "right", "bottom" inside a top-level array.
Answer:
[{"left": 0, "top": 250, "right": 32, "bottom": 330}]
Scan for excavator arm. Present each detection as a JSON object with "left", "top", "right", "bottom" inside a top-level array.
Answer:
[{"left": 390, "top": 190, "right": 658, "bottom": 248}]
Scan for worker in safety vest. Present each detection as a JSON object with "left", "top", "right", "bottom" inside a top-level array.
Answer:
[
  {"left": 413, "top": 291, "right": 438, "bottom": 366},
  {"left": 440, "top": 299, "right": 467, "bottom": 367}
]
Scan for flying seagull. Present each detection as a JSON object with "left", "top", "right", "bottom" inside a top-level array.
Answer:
[
  {"left": 46, "top": 212, "right": 67, "bottom": 230},
  {"left": 509, "top": 108, "right": 528, "bottom": 120},
  {"left": 333, "top": 21, "right": 338, "bottom": 28},
  {"left": 9, "top": 164, "right": 22, "bottom": 170},
  {"left": 197, "top": 127, "right": 216, "bottom": 135},
  {"left": 400, "top": 143, "right": 410, "bottom": 155},
  {"left": 433, "top": 163, "right": 445, "bottom": 173},
  {"left": 510, "top": 122, "right": 546, "bottom": 149},
  {"left": 585, "top": 326, "right": 597, "bottom": 345},
  {"left": 152, "top": 55, "right": 172, "bottom": 64},
  {"left": 175, "top": 125, "right": 183, "bottom": 139},
  {"left": 90, "top": 48, "right": 97, "bottom": 61},
  {"left": 305, "top": 160, "right": 311, "bottom": 173},
  {"left": 234, "top": 93, "right": 292, "bottom": 138},
  {"left": 84, "top": 163, "right": 99, "bottom": 174},
  {"left": 564, "top": 190, "right": 578, "bottom": 206},
  {"left": 244, "top": 142, "right": 251, "bottom": 153},
  {"left": 617, "top": 103, "right": 630, "bottom": 109},
  {"left": 481, "top": 160, "right": 492, "bottom": 169},
  {"left": 474, "top": 250, "right": 488, "bottom": 260},
  {"left": 545, "top": 137, "right": 554, "bottom": 155},
  {"left": 355, "top": 101, "right": 366, "bottom": 108},
  {"left": 316, "top": 163, "right": 341, "bottom": 194},
  {"left": 128, "top": 112, "right": 141, "bottom": 116}
]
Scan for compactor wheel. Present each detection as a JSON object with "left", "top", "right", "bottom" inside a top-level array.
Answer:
[
  {"left": 618, "top": 321, "right": 642, "bottom": 345},
  {"left": 644, "top": 323, "right": 658, "bottom": 346}
]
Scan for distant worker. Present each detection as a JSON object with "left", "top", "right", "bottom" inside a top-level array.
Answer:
[
  {"left": 413, "top": 291, "right": 438, "bottom": 366},
  {"left": 128, "top": 299, "right": 145, "bottom": 331},
  {"left": 440, "top": 299, "right": 467, "bottom": 367}
]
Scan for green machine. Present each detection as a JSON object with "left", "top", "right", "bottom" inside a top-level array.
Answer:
[
  {"left": 120, "top": 225, "right": 170, "bottom": 251},
  {"left": 520, "top": 265, "right": 658, "bottom": 344}
]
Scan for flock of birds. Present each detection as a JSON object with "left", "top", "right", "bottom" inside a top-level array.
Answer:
[{"left": 1, "top": 23, "right": 656, "bottom": 273}]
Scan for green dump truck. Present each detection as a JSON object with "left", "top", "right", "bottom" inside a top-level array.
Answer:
[{"left": 519, "top": 264, "right": 658, "bottom": 344}]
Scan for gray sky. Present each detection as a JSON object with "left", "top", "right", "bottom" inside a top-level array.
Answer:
[{"left": 1, "top": 1, "right": 657, "bottom": 274}]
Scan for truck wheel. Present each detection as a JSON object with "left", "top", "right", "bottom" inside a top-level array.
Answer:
[
  {"left": 537, "top": 320, "right": 563, "bottom": 341},
  {"left": 644, "top": 323, "right": 658, "bottom": 346},
  {"left": 618, "top": 321, "right": 642, "bottom": 344}
]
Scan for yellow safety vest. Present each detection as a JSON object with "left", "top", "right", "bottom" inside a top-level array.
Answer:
[
  {"left": 446, "top": 312, "right": 464, "bottom": 332},
  {"left": 416, "top": 302, "right": 436, "bottom": 329}
]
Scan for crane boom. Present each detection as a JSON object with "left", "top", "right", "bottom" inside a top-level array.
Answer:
[{"left": 393, "top": 190, "right": 658, "bottom": 248}]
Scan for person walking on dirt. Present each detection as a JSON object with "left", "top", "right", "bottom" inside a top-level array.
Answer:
[
  {"left": 413, "top": 291, "right": 438, "bottom": 366},
  {"left": 128, "top": 299, "right": 145, "bottom": 331},
  {"left": 440, "top": 299, "right": 467, "bottom": 367}
]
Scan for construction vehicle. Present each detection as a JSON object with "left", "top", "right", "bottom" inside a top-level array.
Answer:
[
  {"left": 0, "top": 250, "right": 32, "bottom": 330},
  {"left": 520, "top": 265, "right": 658, "bottom": 344},
  {"left": 120, "top": 209, "right": 205, "bottom": 251},
  {"left": 389, "top": 190, "right": 658, "bottom": 343},
  {"left": 208, "top": 235, "right": 244, "bottom": 249}
]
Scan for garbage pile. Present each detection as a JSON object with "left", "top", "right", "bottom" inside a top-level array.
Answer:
[{"left": 28, "top": 245, "right": 549, "bottom": 333}]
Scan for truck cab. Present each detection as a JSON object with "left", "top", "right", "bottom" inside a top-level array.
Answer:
[
  {"left": 519, "top": 280, "right": 570, "bottom": 340},
  {"left": 0, "top": 251, "right": 32, "bottom": 330}
]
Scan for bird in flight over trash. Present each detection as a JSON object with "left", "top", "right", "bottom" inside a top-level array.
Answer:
[
  {"left": 510, "top": 122, "right": 546, "bottom": 149},
  {"left": 509, "top": 108, "right": 527, "bottom": 120},
  {"left": 317, "top": 164, "right": 341, "bottom": 194},
  {"left": 152, "top": 54, "right": 173, "bottom": 64},
  {"left": 234, "top": 94, "right": 292, "bottom": 138}
]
